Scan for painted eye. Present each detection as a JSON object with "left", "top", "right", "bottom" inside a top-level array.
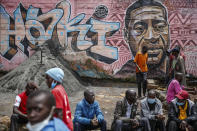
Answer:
[
  {"left": 153, "top": 20, "right": 167, "bottom": 32},
  {"left": 133, "top": 24, "right": 146, "bottom": 35}
]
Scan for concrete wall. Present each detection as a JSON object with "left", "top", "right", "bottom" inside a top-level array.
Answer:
[{"left": 1, "top": 0, "right": 197, "bottom": 79}]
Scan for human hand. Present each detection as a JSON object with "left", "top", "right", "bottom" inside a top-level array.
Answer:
[
  {"left": 156, "top": 115, "right": 165, "bottom": 120},
  {"left": 180, "top": 120, "right": 187, "bottom": 130},
  {"left": 21, "top": 114, "right": 27, "bottom": 119},
  {"left": 91, "top": 118, "right": 99, "bottom": 126},
  {"left": 131, "top": 119, "right": 139, "bottom": 128}
]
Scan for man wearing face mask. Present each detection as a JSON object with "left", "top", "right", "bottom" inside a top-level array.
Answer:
[
  {"left": 45, "top": 67, "right": 73, "bottom": 131},
  {"left": 140, "top": 90, "right": 166, "bottom": 131},
  {"left": 166, "top": 72, "right": 185, "bottom": 104},
  {"left": 73, "top": 90, "right": 107, "bottom": 131},
  {"left": 10, "top": 82, "right": 38, "bottom": 131},
  {"left": 167, "top": 90, "right": 197, "bottom": 131},
  {"left": 26, "top": 90, "right": 70, "bottom": 131},
  {"left": 111, "top": 90, "right": 150, "bottom": 131}
]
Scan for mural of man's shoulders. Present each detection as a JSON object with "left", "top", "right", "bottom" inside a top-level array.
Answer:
[{"left": 117, "top": 60, "right": 165, "bottom": 78}]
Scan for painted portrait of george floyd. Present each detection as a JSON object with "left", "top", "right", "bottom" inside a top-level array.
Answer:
[{"left": 117, "top": 0, "right": 170, "bottom": 78}]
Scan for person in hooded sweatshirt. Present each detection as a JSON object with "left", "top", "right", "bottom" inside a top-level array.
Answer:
[
  {"left": 73, "top": 90, "right": 107, "bottom": 131},
  {"left": 45, "top": 67, "right": 73, "bottom": 131}
]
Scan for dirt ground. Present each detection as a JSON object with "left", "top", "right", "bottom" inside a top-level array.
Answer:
[
  {"left": 0, "top": 83, "right": 137, "bottom": 130},
  {"left": 0, "top": 82, "right": 196, "bottom": 130}
]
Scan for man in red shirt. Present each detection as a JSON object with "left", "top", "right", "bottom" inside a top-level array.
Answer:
[
  {"left": 10, "top": 82, "right": 38, "bottom": 131},
  {"left": 45, "top": 67, "right": 73, "bottom": 131}
]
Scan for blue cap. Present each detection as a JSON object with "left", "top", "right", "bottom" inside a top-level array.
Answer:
[{"left": 45, "top": 68, "right": 64, "bottom": 83}]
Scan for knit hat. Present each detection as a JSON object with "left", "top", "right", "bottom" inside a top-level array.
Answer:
[{"left": 45, "top": 68, "right": 64, "bottom": 83}]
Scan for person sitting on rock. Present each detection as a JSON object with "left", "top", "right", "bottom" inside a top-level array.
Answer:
[
  {"left": 45, "top": 67, "right": 73, "bottom": 131},
  {"left": 140, "top": 90, "right": 166, "bottom": 131},
  {"left": 73, "top": 90, "right": 107, "bottom": 131},
  {"left": 111, "top": 90, "right": 150, "bottom": 131},
  {"left": 10, "top": 82, "right": 38, "bottom": 131},
  {"left": 167, "top": 90, "right": 197, "bottom": 131},
  {"left": 26, "top": 90, "right": 70, "bottom": 131},
  {"left": 166, "top": 72, "right": 185, "bottom": 103}
]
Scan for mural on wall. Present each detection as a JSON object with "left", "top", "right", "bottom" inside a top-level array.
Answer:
[
  {"left": 165, "top": 0, "right": 197, "bottom": 77},
  {"left": 1, "top": 0, "right": 197, "bottom": 78},
  {"left": 117, "top": 0, "right": 169, "bottom": 77}
]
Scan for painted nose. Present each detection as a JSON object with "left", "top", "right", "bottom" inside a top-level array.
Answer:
[
  {"left": 144, "top": 27, "right": 157, "bottom": 44},
  {"left": 144, "top": 27, "right": 153, "bottom": 40}
]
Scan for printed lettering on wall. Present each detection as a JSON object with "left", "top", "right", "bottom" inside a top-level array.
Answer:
[{"left": 0, "top": 0, "right": 122, "bottom": 74}]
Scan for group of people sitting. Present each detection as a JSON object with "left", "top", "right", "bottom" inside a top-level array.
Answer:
[
  {"left": 9, "top": 67, "right": 197, "bottom": 131},
  {"left": 111, "top": 89, "right": 197, "bottom": 131}
]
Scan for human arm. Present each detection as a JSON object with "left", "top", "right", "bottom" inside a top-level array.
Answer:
[
  {"left": 13, "top": 95, "right": 27, "bottom": 118},
  {"left": 13, "top": 106, "right": 27, "bottom": 118},
  {"left": 184, "top": 104, "right": 197, "bottom": 123},
  {"left": 133, "top": 53, "right": 142, "bottom": 72},
  {"left": 173, "top": 81, "right": 183, "bottom": 94},
  {"left": 168, "top": 102, "right": 181, "bottom": 123},
  {"left": 114, "top": 101, "right": 131, "bottom": 122},
  {"left": 155, "top": 101, "right": 165, "bottom": 120},
  {"left": 135, "top": 63, "right": 142, "bottom": 72},
  {"left": 74, "top": 103, "right": 92, "bottom": 125},
  {"left": 95, "top": 102, "right": 104, "bottom": 123},
  {"left": 140, "top": 101, "right": 156, "bottom": 120}
]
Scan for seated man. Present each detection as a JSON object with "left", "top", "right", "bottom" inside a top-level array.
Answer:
[
  {"left": 140, "top": 90, "right": 166, "bottom": 131},
  {"left": 111, "top": 90, "right": 150, "bottom": 131},
  {"left": 166, "top": 72, "right": 185, "bottom": 103},
  {"left": 73, "top": 90, "right": 107, "bottom": 131},
  {"left": 167, "top": 90, "right": 197, "bottom": 131},
  {"left": 10, "top": 82, "right": 38, "bottom": 131},
  {"left": 26, "top": 90, "right": 69, "bottom": 131}
]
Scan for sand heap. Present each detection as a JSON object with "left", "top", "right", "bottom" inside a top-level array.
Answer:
[{"left": 0, "top": 43, "right": 84, "bottom": 96}]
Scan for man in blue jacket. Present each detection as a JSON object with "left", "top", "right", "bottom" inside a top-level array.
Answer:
[{"left": 73, "top": 90, "right": 107, "bottom": 131}]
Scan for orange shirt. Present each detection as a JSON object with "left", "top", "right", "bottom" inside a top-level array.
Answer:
[{"left": 134, "top": 52, "right": 148, "bottom": 73}]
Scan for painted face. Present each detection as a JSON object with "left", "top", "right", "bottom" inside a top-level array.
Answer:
[
  {"left": 27, "top": 94, "right": 51, "bottom": 125},
  {"left": 126, "top": 6, "right": 169, "bottom": 66}
]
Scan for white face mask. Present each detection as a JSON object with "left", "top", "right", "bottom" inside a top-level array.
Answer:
[{"left": 26, "top": 106, "right": 55, "bottom": 131}]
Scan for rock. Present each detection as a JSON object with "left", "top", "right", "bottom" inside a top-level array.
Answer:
[
  {"left": 147, "top": 84, "right": 158, "bottom": 89},
  {"left": 147, "top": 79, "right": 155, "bottom": 84},
  {"left": 155, "top": 90, "right": 166, "bottom": 102},
  {"left": 0, "top": 116, "right": 10, "bottom": 129}
]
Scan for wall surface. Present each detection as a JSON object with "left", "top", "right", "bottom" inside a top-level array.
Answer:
[{"left": 1, "top": 0, "right": 197, "bottom": 79}]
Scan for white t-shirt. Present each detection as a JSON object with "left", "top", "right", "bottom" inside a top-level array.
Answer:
[{"left": 14, "top": 95, "right": 21, "bottom": 107}]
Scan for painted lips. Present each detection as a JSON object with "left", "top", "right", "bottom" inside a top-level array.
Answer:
[{"left": 147, "top": 49, "right": 163, "bottom": 62}]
